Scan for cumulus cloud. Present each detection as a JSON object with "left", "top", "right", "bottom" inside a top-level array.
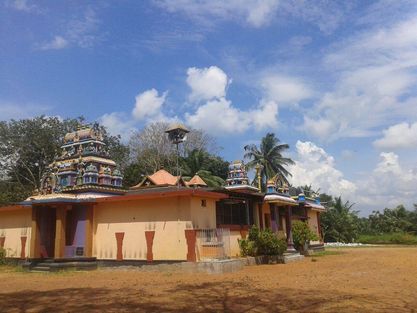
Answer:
[
  {"left": 98, "top": 112, "right": 136, "bottom": 142},
  {"left": 185, "top": 97, "right": 278, "bottom": 135},
  {"left": 261, "top": 74, "right": 312, "bottom": 105},
  {"left": 289, "top": 141, "right": 357, "bottom": 198},
  {"left": 355, "top": 152, "right": 417, "bottom": 211},
  {"left": 132, "top": 88, "right": 168, "bottom": 121},
  {"left": 373, "top": 122, "right": 417, "bottom": 149},
  {"left": 186, "top": 66, "right": 229, "bottom": 102},
  {"left": 302, "top": 16, "right": 417, "bottom": 141}
]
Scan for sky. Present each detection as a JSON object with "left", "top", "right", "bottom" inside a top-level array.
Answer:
[{"left": 1, "top": 0, "right": 417, "bottom": 215}]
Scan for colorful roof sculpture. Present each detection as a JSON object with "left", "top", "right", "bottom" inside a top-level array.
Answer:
[
  {"left": 37, "top": 124, "right": 124, "bottom": 197},
  {"left": 225, "top": 160, "right": 259, "bottom": 193}
]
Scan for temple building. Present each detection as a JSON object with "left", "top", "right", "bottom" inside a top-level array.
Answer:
[{"left": 0, "top": 128, "right": 324, "bottom": 268}]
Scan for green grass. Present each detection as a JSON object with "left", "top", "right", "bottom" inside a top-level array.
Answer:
[
  {"left": 311, "top": 250, "right": 345, "bottom": 257},
  {"left": 358, "top": 233, "right": 417, "bottom": 245}
]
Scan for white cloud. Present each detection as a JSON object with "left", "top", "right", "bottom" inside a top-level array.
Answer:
[
  {"left": 356, "top": 152, "right": 417, "bottom": 211},
  {"left": 155, "top": 0, "right": 279, "bottom": 28},
  {"left": 0, "top": 101, "right": 51, "bottom": 121},
  {"left": 261, "top": 75, "right": 312, "bottom": 105},
  {"left": 289, "top": 141, "right": 357, "bottom": 198},
  {"left": 37, "top": 7, "right": 100, "bottom": 50},
  {"left": 39, "top": 36, "right": 68, "bottom": 50},
  {"left": 154, "top": 0, "right": 349, "bottom": 32},
  {"left": 132, "top": 89, "right": 167, "bottom": 121},
  {"left": 98, "top": 112, "right": 136, "bottom": 142},
  {"left": 5, "top": 0, "right": 39, "bottom": 13},
  {"left": 186, "top": 66, "right": 229, "bottom": 102},
  {"left": 185, "top": 97, "right": 249, "bottom": 134},
  {"left": 302, "top": 16, "right": 417, "bottom": 141},
  {"left": 373, "top": 122, "right": 417, "bottom": 149},
  {"left": 185, "top": 97, "right": 278, "bottom": 135}
]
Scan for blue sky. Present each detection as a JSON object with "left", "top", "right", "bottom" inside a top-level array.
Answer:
[{"left": 1, "top": 0, "right": 417, "bottom": 215}]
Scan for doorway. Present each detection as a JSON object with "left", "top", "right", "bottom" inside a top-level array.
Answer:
[{"left": 38, "top": 208, "right": 56, "bottom": 258}]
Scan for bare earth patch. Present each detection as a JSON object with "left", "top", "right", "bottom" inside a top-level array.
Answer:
[{"left": 1, "top": 247, "right": 416, "bottom": 312}]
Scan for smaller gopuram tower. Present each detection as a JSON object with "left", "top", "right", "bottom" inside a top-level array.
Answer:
[
  {"left": 226, "top": 160, "right": 250, "bottom": 186},
  {"left": 225, "top": 160, "right": 259, "bottom": 192},
  {"left": 40, "top": 124, "right": 124, "bottom": 195}
]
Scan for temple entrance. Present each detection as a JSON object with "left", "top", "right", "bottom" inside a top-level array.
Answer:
[
  {"left": 38, "top": 208, "right": 56, "bottom": 258},
  {"left": 64, "top": 206, "right": 87, "bottom": 257}
]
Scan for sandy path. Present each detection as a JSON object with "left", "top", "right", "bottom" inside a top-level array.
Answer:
[{"left": 0, "top": 247, "right": 416, "bottom": 312}]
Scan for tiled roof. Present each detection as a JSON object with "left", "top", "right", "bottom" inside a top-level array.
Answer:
[{"left": 186, "top": 174, "right": 207, "bottom": 187}]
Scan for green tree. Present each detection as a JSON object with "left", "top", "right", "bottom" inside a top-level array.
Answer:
[
  {"left": 367, "top": 205, "right": 414, "bottom": 234},
  {"left": 180, "top": 149, "right": 227, "bottom": 187},
  {"left": 320, "top": 196, "right": 359, "bottom": 243},
  {"left": 244, "top": 133, "right": 294, "bottom": 190},
  {"left": 292, "top": 220, "right": 318, "bottom": 251}
]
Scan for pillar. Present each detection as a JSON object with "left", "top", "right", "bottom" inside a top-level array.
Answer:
[
  {"left": 84, "top": 205, "right": 94, "bottom": 257},
  {"left": 317, "top": 212, "right": 323, "bottom": 242},
  {"left": 0, "top": 236, "right": 5, "bottom": 249},
  {"left": 115, "top": 232, "right": 124, "bottom": 261},
  {"left": 270, "top": 203, "right": 278, "bottom": 232},
  {"left": 285, "top": 206, "right": 296, "bottom": 252},
  {"left": 184, "top": 229, "right": 196, "bottom": 262},
  {"left": 20, "top": 236, "right": 27, "bottom": 259},
  {"left": 29, "top": 206, "right": 40, "bottom": 258},
  {"left": 54, "top": 206, "right": 67, "bottom": 258},
  {"left": 245, "top": 200, "right": 250, "bottom": 225},
  {"left": 258, "top": 204, "right": 264, "bottom": 229},
  {"left": 145, "top": 230, "right": 155, "bottom": 263}
]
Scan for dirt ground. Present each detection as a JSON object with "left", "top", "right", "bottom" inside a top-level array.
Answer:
[{"left": 0, "top": 247, "right": 416, "bottom": 313}]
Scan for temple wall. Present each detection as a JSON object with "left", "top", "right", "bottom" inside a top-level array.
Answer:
[
  {"left": 229, "top": 230, "right": 242, "bottom": 257},
  {"left": 93, "top": 196, "right": 216, "bottom": 261},
  {"left": 307, "top": 209, "right": 321, "bottom": 244},
  {"left": 0, "top": 207, "right": 32, "bottom": 258}
]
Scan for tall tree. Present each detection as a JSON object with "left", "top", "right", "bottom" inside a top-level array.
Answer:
[
  {"left": 129, "top": 122, "right": 218, "bottom": 175},
  {"left": 180, "top": 149, "right": 227, "bottom": 187},
  {"left": 244, "top": 133, "right": 294, "bottom": 190},
  {"left": 320, "top": 196, "right": 359, "bottom": 243}
]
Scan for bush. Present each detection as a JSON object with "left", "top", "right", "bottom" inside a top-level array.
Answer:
[
  {"left": 292, "top": 221, "right": 318, "bottom": 251},
  {"left": 0, "top": 248, "right": 6, "bottom": 265},
  {"left": 239, "top": 226, "right": 287, "bottom": 257},
  {"left": 358, "top": 233, "right": 417, "bottom": 245},
  {"left": 257, "top": 229, "right": 287, "bottom": 256}
]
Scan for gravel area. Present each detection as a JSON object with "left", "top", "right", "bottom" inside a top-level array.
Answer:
[{"left": 0, "top": 246, "right": 416, "bottom": 312}]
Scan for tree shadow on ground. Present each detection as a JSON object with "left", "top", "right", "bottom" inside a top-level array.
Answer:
[{"left": 0, "top": 281, "right": 415, "bottom": 313}]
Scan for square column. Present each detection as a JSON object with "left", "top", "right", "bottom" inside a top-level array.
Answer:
[
  {"left": 29, "top": 206, "right": 40, "bottom": 258},
  {"left": 54, "top": 206, "right": 67, "bottom": 258},
  {"left": 285, "top": 206, "right": 296, "bottom": 252},
  {"left": 269, "top": 203, "right": 278, "bottom": 232}
]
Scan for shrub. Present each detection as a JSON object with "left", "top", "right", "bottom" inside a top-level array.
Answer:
[
  {"left": 0, "top": 248, "right": 6, "bottom": 265},
  {"left": 239, "top": 226, "right": 287, "bottom": 257},
  {"left": 238, "top": 238, "right": 257, "bottom": 257},
  {"left": 257, "top": 228, "right": 287, "bottom": 256},
  {"left": 292, "top": 221, "right": 318, "bottom": 251}
]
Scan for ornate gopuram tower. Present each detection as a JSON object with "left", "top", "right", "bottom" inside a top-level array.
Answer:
[{"left": 25, "top": 125, "right": 125, "bottom": 259}]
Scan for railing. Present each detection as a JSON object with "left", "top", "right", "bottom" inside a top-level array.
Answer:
[{"left": 196, "top": 228, "right": 231, "bottom": 260}]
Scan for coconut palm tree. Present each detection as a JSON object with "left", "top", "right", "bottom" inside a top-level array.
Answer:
[
  {"left": 181, "top": 149, "right": 225, "bottom": 187},
  {"left": 244, "top": 133, "right": 294, "bottom": 190}
]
